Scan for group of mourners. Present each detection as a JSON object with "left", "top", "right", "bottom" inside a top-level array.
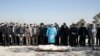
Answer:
[{"left": 0, "top": 22, "right": 100, "bottom": 47}]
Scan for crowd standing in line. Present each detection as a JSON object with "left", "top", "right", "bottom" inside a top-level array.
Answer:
[{"left": 0, "top": 22, "right": 100, "bottom": 47}]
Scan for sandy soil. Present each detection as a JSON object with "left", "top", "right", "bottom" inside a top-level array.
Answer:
[{"left": 0, "top": 46, "right": 100, "bottom": 56}]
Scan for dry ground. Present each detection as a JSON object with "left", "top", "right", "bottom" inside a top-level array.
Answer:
[{"left": 0, "top": 46, "right": 100, "bottom": 56}]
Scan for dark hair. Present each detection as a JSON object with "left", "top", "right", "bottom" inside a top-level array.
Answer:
[
  {"left": 90, "top": 24, "right": 93, "bottom": 27},
  {"left": 40, "top": 23, "right": 44, "bottom": 25},
  {"left": 63, "top": 23, "right": 66, "bottom": 25},
  {"left": 81, "top": 23, "right": 84, "bottom": 27}
]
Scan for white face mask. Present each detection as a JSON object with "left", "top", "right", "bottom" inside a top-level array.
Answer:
[{"left": 50, "top": 26, "right": 53, "bottom": 28}]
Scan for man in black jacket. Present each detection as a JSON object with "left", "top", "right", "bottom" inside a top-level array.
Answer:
[
  {"left": 96, "top": 24, "right": 100, "bottom": 46},
  {"left": 14, "top": 23, "right": 20, "bottom": 45},
  {"left": 8, "top": 22, "right": 13, "bottom": 45},
  {"left": 54, "top": 23, "right": 60, "bottom": 45},
  {"left": 0, "top": 23, "right": 3, "bottom": 45},
  {"left": 69, "top": 24, "right": 78, "bottom": 46},
  {"left": 19, "top": 24, "right": 25, "bottom": 45},
  {"left": 2, "top": 23, "right": 10, "bottom": 46},
  {"left": 59, "top": 23, "right": 69, "bottom": 46},
  {"left": 43, "top": 25, "right": 48, "bottom": 45},
  {"left": 38, "top": 23, "right": 45, "bottom": 45},
  {"left": 78, "top": 23, "right": 87, "bottom": 46}
]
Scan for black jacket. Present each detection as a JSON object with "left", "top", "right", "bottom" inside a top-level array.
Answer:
[
  {"left": 96, "top": 27, "right": 100, "bottom": 36},
  {"left": 19, "top": 27, "right": 25, "bottom": 35},
  {"left": 59, "top": 25, "right": 69, "bottom": 36},
  {"left": 2, "top": 25, "right": 9, "bottom": 35},
  {"left": 8, "top": 26, "right": 14, "bottom": 35},
  {"left": 69, "top": 27, "right": 78, "bottom": 36},
  {"left": 78, "top": 27, "right": 87, "bottom": 36}
]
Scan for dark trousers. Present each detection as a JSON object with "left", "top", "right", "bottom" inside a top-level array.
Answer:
[
  {"left": 32, "top": 35, "right": 39, "bottom": 45},
  {"left": 38, "top": 35, "right": 45, "bottom": 45},
  {"left": 96, "top": 36, "right": 100, "bottom": 46},
  {"left": 9, "top": 34, "right": 17, "bottom": 45},
  {"left": 61, "top": 36, "right": 68, "bottom": 45},
  {"left": 0, "top": 34, "right": 3, "bottom": 45},
  {"left": 16, "top": 36, "right": 19, "bottom": 45},
  {"left": 23, "top": 37, "right": 26, "bottom": 45},
  {"left": 55, "top": 36, "right": 59, "bottom": 45},
  {"left": 44, "top": 36, "right": 48, "bottom": 45},
  {"left": 79, "top": 36, "right": 86, "bottom": 46},
  {"left": 69, "top": 35, "right": 77, "bottom": 46},
  {"left": 3, "top": 35, "right": 10, "bottom": 46},
  {"left": 9, "top": 37, "right": 13, "bottom": 45}
]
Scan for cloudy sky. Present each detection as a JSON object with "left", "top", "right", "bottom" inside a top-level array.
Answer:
[{"left": 0, "top": 0, "right": 100, "bottom": 25}]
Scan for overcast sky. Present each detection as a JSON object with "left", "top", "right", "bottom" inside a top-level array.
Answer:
[{"left": 0, "top": 0, "right": 100, "bottom": 25}]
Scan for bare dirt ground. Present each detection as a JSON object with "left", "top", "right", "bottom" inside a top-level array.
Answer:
[{"left": 0, "top": 46, "right": 100, "bottom": 56}]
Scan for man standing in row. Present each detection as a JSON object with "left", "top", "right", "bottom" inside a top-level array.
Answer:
[
  {"left": 69, "top": 24, "right": 78, "bottom": 46},
  {"left": 59, "top": 23, "right": 69, "bottom": 46},
  {"left": 46, "top": 24, "right": 57, "bottom": 44},
  {"left": 78, "top": 23, "right": 87, "bottom": 46}
]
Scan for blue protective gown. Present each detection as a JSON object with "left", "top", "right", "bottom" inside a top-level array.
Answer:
[{"left": 46, "top": 27, "right": 57, "bottom": 44}]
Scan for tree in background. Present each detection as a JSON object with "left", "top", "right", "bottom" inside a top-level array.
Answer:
[
  {"left": 93, "top": 13, "right": 100, "bottom": 25},
  {"left": 76, "top": 19, "right": 86, "bottom": 28}
]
